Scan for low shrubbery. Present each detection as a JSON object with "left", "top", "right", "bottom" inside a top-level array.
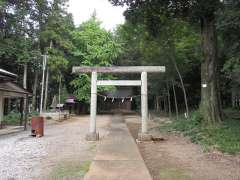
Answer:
[
  {"left": 159, "top": 111, "right": 240, "bottom": 155},
  {"left": 28, "top": 111, "right": 40, "bottom": 118},
  {"left": 3, "top": 112, "right": 21, "bottom": 125},
  {"left": 3, "top": 111, "right": 40, "bottom": 126}
]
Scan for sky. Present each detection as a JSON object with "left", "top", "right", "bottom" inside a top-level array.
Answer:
[{"left": 67, "top": 0, "right": 126, "bottom": 31}]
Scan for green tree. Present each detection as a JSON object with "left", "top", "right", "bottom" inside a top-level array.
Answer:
[
  {"left": 0, "top": 0, "right": 75, "bottom": 111},
  {"left": 110, "top": 0, "right": 223, "bottom": 124},
  {"left": 116, "top": 19, "right": 201, "bottom": 116},
  {"left": 71, "top": 16, "right": 121, "bottom": 102},
  {"left": 39, "top": 0, "right": 75, "bottom": 110},
  {"left": 219, "top": 0, "right": 240, "bottom": 108}
]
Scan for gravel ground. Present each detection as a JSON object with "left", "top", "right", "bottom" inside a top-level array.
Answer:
[{"left": 0, "top": 115, "right": 111, "bottom": 180}]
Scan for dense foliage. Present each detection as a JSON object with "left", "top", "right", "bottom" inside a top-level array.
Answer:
[
  {"left": 0, "top": 0, "right": 239, "bottom": 124},
  {"left": 71, "top": 16, "right": 121, "bottom": 102},
  {"left": 110, "top": 0, "right": 240, "bottom": 124},
  {"left": 0, "top": 0, "right": 121, "bottom": 108}
]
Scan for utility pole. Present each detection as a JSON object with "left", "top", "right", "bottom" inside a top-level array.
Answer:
[
  {"left": 40, "top": 55, "right": 47, "bottom": 114},
  {"left": 43, "top": 41, "right": 52, "bottom": 111}
]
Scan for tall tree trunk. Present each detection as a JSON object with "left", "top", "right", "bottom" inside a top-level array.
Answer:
[
  {"left": 58, "top": 76, "right": 61, "bottom": 121},
  {"left": 58, "top": 76, "right": 61, "bottom": 105},
  {"left": 231, "top": 89, "right": 235, "bottom": 108},
  {"left": 32, "top": 70, "right": 39, "bottom": 111},
  {"left": 22, "top": 63, "right": 27, "bottom": 126},
  {"left": 172, "top": 79, "right": 178, "bottom": 120},
  {"left": 200, "top": 14, "right": 222, "bottom": 124},
  {"left": 171, "top": 57, "right": 189, "bottom": 118},
  {"left": 155, "top": 96, "right": 160, "bottom": 112},
  {"left": 43, "top": 69, "right": 49, "bottom": 111},
  {"left": 163, "top": 94, "right": 167, "bottom": 114},
  {"left": 167, "top": 81, "right": 172, "bottom": 118}
]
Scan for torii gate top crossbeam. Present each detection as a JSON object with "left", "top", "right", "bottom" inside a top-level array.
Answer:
[{"left": 72, "top": 66, "right": 165, "bottom": 74}]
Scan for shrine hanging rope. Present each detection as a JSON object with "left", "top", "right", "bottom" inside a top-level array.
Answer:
[{"left": 97, "top": 93, "right": 140, "bottom": 103}]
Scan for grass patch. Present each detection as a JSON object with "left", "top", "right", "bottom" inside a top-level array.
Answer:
[
  {"left": 159, "top": 111, "right": 240, "bottom": 155},
  {"left": 88, "top": 144, "right": 96, "bottom": 151},
  {"left": 48, "top": 160, "right": 91, "bottom": 180},
  {"left": 158, "top": 167, "right": 190, "bottom": 180}
]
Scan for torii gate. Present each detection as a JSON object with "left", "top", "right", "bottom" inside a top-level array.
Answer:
[{"left": 72, "top": 66, "right": 165, "bottom": 141}]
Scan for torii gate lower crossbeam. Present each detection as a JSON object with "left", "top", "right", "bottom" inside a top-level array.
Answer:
[{"left": 72, "top": 66, "right": 166, "bottom": 141}]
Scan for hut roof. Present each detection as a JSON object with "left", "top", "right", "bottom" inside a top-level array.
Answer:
[
  {"left": 0, "top": 68, "right": 30, "bottom": 97},
  {"left": 0, "top": 68, "right": 17, "bottom": 82},
  {"left": 0, "top": 82, "right": 29, "bottom": 95}
]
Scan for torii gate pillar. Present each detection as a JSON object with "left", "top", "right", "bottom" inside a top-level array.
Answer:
[
  {"left": 86, "top": 71, "right": 99, "bottom": 141},
  {"left": 138, "top": 72, "right": 152, "bottom": 140},
  {"left": 72, "top": 66, "right": 165, "bottom": 141}
]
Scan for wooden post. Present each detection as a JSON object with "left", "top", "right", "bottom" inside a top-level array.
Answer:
[
  {"left": 7, "top": 98, "right": 11, "bottom": 113},
  {"left": 23, "top": 63, "right": 27, "bottom": 125},
  {"left": 24, "top": 94, "right": 28, "bottom": 130},
  {"left": 86, "top": 72, "right": 99, "bottom": 141},
  {"left": 0, "top": 94, "right": 3, "bottom": 128},
  {"left": 20, "top": 98, "right": 24, "bottom": 126}
]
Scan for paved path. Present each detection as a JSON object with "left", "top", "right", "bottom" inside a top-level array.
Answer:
[{"left": 84, "top": 115, "right": 152, "bottom": 180}]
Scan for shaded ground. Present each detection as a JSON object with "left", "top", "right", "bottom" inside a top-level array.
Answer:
[
  {"left": 0, "top": 115, "right": 110, "bottom": 180},
  {"left": 125, "top": 115, "right": 240, "bottom": 180}
]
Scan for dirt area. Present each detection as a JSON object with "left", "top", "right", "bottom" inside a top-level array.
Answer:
[
  {"left": 0, "top": 115, "right": 111, "bottom": 180},
  {"left": 125, "top": 115, "right": 240, "bottom": 180}
]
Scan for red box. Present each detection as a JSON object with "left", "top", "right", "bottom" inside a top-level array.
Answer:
[{"left": 31, "top": 116, "right": 44, "bottom": 137}]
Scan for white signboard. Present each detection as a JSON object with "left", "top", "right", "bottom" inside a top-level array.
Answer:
[{"left": 202, "top": 84, "right": 207, "bottom": 88}]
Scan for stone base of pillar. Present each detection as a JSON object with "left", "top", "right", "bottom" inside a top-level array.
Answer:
[
  {"left": 138, "top": 133, "right": 152, "bottom": 141},
  {"left": 86, "top": 132, "right": 99, "bottom": 141}
]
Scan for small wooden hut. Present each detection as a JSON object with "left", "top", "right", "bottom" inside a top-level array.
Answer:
[{"left": 0, "top": 68, "right": 30, "bottom": 129}]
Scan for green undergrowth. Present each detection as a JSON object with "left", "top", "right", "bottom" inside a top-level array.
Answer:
[
  {"left": 159, "top": 111, "right": 240, "bottom": 155},
  {"left": 3, "top": 112, "right": 21, "bottom": 125},
  {"left": 28, "top": 111, "right": 40, "bottom": 118},
  {"left": 3, "top": 111, "right": 40, "bottom": 126}
]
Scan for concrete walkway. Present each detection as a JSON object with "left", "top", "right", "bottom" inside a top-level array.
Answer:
[{"left": 84, "top": 115, "right": 152, "bottom": 180}]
